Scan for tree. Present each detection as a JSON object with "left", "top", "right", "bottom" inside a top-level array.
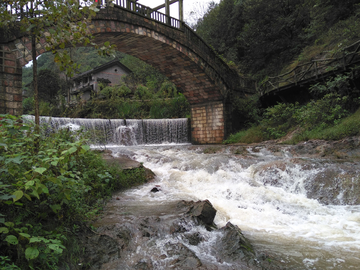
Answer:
[
  {"left": 239, "top": 0, "right": 310, "bottom": 76},
  {"left": 0, "top": 0, "right": 113, "bottom": 138},
  {"left": 195, "top": 0, "right": 245, "bottom": 63}
]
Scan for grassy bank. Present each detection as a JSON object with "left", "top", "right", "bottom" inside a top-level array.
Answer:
[
  {"left": 225, "top": 74, "right": 360, "bottom": 145},
  {"left": 0, "top": 114, "right": 148, "bottom": 269}
]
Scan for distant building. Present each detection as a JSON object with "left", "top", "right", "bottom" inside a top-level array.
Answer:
[{"left": 69, "top": 59, "right": 131, "bottom": 102}]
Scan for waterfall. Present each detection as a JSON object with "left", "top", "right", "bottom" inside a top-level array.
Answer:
[{"left": 23, "top": 116, "right": 190, "bottom": 146}]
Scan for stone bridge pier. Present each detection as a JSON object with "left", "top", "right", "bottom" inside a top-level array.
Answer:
[{"left": 190, "top": 101, "right": 227, "bottom": 144}]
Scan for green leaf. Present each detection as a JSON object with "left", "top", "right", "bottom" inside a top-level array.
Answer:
[
  {"left": 51, "top": 204, "right": 61, "bottom": 213},
  {"left": 5, "top": 235, "right": 18, "bottom": 245},
  {"left": 19, "top": 233, "right": 31, "bottom": 238},
  {"left": 0, "top": 227, "right": 9, "bottom": 234},
  {"left": 68, "top": 146, "right": 77, "bottom": 154},
  {"left": 48, "top": 243, "right": 63, "bottom": 253},
  {"left": 0, "top": 143, "right": 7, "bottom": 150},
  {"left": 0, "top": 194, "right": 14, "bottom": 200},
  {"left": 20, "top": 126, "right": 30, "bottom": 131},
  {"left": 25, "top": 246, "right": 39, "bottom": 260},
  {"left": 24, "top": 193, "right": 32, "bottom": 201},
  {"left": 4, "top": 222, "right": 14, "bottom": 227},
  {"left": 34, "top": 167, "right": 47, "bottom": 174},
  {"left": 51, "top": 161, "right": 59, "bottom": 166},
  {"left": 81, "top": 145, "right": 90, "bottom": 151},
  {"left": 25, "top": 180, "right": 35, "bottom": 189},
  {"left": 12, "top": 190, "right": 23, "bottom": 202},
  {"left": 29, "top": 236, "right": 43, "bottom": 243},
  {"left": 31, "top": 190, "right": 40, "bottom": 200},
  {"left": 39, "top": 184, "right": 49, "bottom": 194},
  {"left": 5, "top": 156, "right": 23, "bottom": 165}
]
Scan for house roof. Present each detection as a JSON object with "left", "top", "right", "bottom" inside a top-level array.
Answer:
[{"left": 71, "top": 59, "right": 132, "bottom": 81}]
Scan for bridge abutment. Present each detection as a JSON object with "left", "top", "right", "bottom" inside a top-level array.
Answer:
[
  {"left": 0, "top": 44, "right": 23, "bottom": 115},
  {"left": 190, "top": 101, "right": 225, "bottom": 144}
]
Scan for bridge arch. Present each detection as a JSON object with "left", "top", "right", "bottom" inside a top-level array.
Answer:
[{"left": 0, "top": 4, "right": 243, "bottom": 144}]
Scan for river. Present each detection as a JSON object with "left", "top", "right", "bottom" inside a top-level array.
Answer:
[{"left": 106, "top": 144, "right": 360, "bottom": 269}]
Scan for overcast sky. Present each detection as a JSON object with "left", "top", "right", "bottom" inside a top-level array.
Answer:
[{"left": 137, "top": 0, "right": 220, "bottom": 24}]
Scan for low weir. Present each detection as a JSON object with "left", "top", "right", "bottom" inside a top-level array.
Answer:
[{"left": 23, "top": 116, "right": 190, "bottom": 146}]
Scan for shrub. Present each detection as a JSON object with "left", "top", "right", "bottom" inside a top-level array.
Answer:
[{"left": 0, "top": 114, "right": 147, "bottom": 269}]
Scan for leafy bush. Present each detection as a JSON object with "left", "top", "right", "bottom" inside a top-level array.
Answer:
[
  {"left": 294, "top": 93, "right": 350, "bottom": 130},
  {"left": 0, "top": 114, "right": 148, "bottom": 269},
  {"left": 22, "top": 97, "right": 34, "bottom": 115}
]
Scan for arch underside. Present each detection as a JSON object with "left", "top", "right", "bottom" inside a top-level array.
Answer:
[{"left": 92, "top": 31, "right": 224, "bottom": 105}]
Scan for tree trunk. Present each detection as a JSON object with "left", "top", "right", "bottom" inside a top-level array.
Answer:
[{"left": 32, "top": 33, "right": 40, "bottom": 150}]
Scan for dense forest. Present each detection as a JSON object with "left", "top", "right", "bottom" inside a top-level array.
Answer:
[{"left": 195, "top": 0, "right": 360, "bottom": 78}]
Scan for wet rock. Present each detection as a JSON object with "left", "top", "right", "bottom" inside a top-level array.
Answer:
[
  {"left": 150, "top": 186, "right": 161, "bottom": 192},
  {"left": 134, "top": 259, "right": 153, "bottom": 270},
  {"left": 166, "top": 243, "right": 202, "bottom": 269},
  {"left": 79, "top": 234, "right": 119, "bottom": 270},
  {"left": 217, "top": 222, "right": 254, "bottom": 261},
  {"left": 185, "top": 232, "right": 203, "bottom": 245},
  {"left": 186, "top": 200, "right": 217, "bottom": 227},
  {"left": 78, "top": 199, "right": 284, "bottom": 270},
  {"left": 101, "top": 152, "right": 156, "bottom": 182}
]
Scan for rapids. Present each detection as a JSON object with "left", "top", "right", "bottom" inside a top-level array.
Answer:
[{"left": 107, "top": 144, "right": 360, "bottom": 269}]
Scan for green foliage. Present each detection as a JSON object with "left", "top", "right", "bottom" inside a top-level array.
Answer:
[
  {"left": 0, "top": 114, "right": 148, "bottom": 269},
  {"left": 194, "top": 0, "right": 360, "bottom": 79},
  {"left": 232, "top": 95, "right": 262, "bottom": 128},
  {"left": 225, "top": 73, "right": 360, "bottom": 144},
  {"left": 294, "top": 93, "right": 350, "bottom": 130},
  {"left": 224, "top": 126, "right": 265, "bottom": 144},
  {"left": 310, "top": 74, "right": 351, "bottom": 97},
  {"left": 69, "top": 80, "right": 190, "bottom": 119},
  {"left": 261, "top": 103, "right": 300, "bottom": 139},
  {"left": 23, "top": 97, "right": 34, "bottom": 115}
]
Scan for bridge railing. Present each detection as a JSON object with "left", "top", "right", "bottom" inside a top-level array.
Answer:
[
  {"left": 98, "top": 0, "right": 181, "bottom": 29},
  {"left": 262, "top": 40, "right": 360, "bottom": 94},
  {"left": 2, "top": 0, "right": 46, "bottom": 19}
]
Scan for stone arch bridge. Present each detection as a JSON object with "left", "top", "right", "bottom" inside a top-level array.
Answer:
[{"left": 0, "top": 1, "right": 249, "bottom": 144}]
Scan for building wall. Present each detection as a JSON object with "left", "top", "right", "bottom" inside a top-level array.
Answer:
[{"left": 93, "top": 64, "right": 128, "bottom": 90}]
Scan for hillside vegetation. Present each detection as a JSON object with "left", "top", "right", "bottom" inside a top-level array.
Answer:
[
  {"left": 194, "top": 0, "right": 360, "bottom": 143},
  {"left": 22, "top": 48, "right": 190, "bottom": 119}
]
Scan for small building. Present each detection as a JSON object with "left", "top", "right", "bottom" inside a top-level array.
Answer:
[{"left": 70, "top": 59, "right": 131, "bottom": 102}]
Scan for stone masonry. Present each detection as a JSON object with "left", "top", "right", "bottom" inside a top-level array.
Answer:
[
  {"left": 191, "top": 101, "right": 225, "bottom": 144},
  {"left": 0, "top": 5, "right": 244, "bottom": 143},
  {"left": 0, "top": 44, "right": 23, "bottom": 115}
]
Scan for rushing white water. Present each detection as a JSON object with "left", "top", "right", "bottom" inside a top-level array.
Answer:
[{"left": 109, "top": 145, "right": 360, "bottom": 269}]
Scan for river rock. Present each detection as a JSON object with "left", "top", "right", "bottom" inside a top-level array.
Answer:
[
  {"left": 101, "top": 151, "right": 156, "bottom": 182},
  {"left": 77, "top": 199, "right": 285, "bottom": 270},
  {"left": 186, "top": 199, "right": 217, "bottom": 228}
]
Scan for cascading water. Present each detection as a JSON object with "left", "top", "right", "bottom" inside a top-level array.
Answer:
[
  {"left": 107, "top": 145, "right": 360, "bottom": 269},
  {"left": 23, "top": 116, "right": 189, "bottom": 146}
]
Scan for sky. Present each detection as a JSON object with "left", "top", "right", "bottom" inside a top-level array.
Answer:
[{"left": 137, "top": 0, "right": 220, "bottom": 25}]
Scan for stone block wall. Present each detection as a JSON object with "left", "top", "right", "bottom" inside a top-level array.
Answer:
[
  {"left": 191, "top": 101, "right": 224, "bottom": 144},
  {"left": 0, "top": 44, "right": 22, "bottom": 115}
]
